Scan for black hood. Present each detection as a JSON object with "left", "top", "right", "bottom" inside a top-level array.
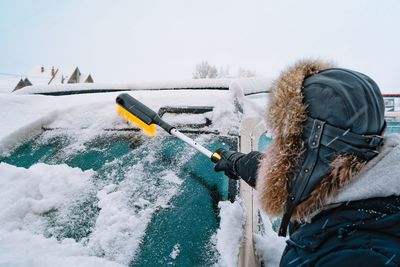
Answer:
[
  {"left": 303, "top": 68, "right": 385, "bottom": 135},
  {"left": 255, "top": 60, "right": 386, "bottom": 237},
  {"left": 295, "top": 68, "right": 386, "bottom": 202},
  {"left": 280, "top": 68, "right": 386, "bottom": 236}
]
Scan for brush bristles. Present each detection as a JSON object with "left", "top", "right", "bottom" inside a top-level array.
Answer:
[{"left": 117, "top": 105, "right": 157, "bottom": 136}]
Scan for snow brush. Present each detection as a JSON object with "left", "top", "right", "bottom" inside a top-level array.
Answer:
[{"left": 116, "top": 93, "right": 221, "bottom": 162}]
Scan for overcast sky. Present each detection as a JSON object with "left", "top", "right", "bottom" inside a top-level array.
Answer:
[{"left": 1, "top": 0, "right": 399, "bottom": 92}]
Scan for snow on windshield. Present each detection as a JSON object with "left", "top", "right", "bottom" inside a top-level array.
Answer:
[{"left": 0, "top": 81, "right": 270, "bottom": 266}]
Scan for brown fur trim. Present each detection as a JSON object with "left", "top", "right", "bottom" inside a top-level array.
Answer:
[
  {"left": 292, "top": 154, "right": 366, "bottom": 221},
  {"left": 257, "top": 59, "right": 333, "bottom": 216}
]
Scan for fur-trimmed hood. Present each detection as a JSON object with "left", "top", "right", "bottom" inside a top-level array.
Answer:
[{"left": 256, "top": 59, "right": 388, "bottom": 223}]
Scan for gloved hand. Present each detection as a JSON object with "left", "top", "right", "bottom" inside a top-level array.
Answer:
[{"left": 213, "top": 148, "right": 245, "bottom": 180}]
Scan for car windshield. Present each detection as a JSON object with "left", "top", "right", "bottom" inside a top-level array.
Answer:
[{"left": 0, "top": 129, "right": 238, "bottom": 266}]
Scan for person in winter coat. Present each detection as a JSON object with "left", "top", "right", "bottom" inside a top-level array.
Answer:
[{"left": 214, "top": 60, "right": 400, "bottom": 266}]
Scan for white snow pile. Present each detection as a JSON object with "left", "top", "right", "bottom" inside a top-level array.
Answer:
[
  {"left": 253, "top": 211, "right": 287, "bottom": 267},
  {"left": 0, "top": 162, "right": 122, "bottom": 267},
  {"left": 13, "top": 79, "right": 232, "bottom": 95},
  {"left": 0, "top": 80, "right": 271, "bottom": 266},
  {"left": 161, "top": 112, "right": 213, "bottom": 126},
  {"left": 0, "top": 163, "right": 95, "bottom": 232},
  {"left": 0, "top": 158, "right": 185, "bottom": 266},
  {"left": 0, "top": 230, "right": 123, "bottom": 267},
  {"left": 214, "top": 200, "right": 246, "bottom": 267},
  {"left": 12, "top": 77, "right": 271, "bottom": 96}
]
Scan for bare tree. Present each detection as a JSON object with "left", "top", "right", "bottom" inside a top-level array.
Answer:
[
  {"left": 217, "top": 66, "right": 230, "bottom": 78},
  {"left": 192, "top": 61, "right": 218, "bottom": 79},
  {"left": 192, "top": 62, "right": 258, "bottom": 79},
  {"left": 237, "top": 67, "right": 257, "bottom": 78}
]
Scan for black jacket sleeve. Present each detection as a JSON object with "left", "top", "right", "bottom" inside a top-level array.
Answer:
[{"left": 234, "top": 151, "right": 263, "bottom": 188}]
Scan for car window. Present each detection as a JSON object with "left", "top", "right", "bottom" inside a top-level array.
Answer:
[{"left": 0, "top": 129, "right": 238, "bottom": 266}]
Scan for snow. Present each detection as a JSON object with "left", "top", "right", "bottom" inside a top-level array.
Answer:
[
  {"left": 12, "top": 77, "right": 271, "bottom": 96},
  {"left": 85, "top": 161, "right": 184, "bottom": 264},
  {"left": 161, "top": 170, "right": 184, "bottom": 185},
  {"left": 215, "top": 200, "right": 246, "bottom": 267},
  {"left": 0, "top": 77, "right": 271, "bottom": 155},
  {"left": 0, "top": 163, "right": 122, "bottom": 267},
  {"left": 13, "top": 79, "right": 232, "bottom": 95},
  {"left": 0, "top": 163, "right": 94, "bottom": 231},
  {"left": 169, "top": 243, "right": 181, "bottom": 260},
  {"left": 0, "top": 89, "right": 239, "bottom": 156},
  {"left": 161, "top": 112, "right": 213, "bottom": 126},
  {"left": 229, "top": 78, "right": 271, "bottom": 96},
  {"left": 0, "top": 150, "right": 189, "bottom": 265},
  {"left": 0, "top": 230, "right": 124, "bottom": 267},
  {"left": 0, "top": 79, "right": 272, "bottom": 266},
  {"left": 0, "top": 77, "right": 19, "bottom": 93},
  {"left": 253, "top": 211, "right": 287, "bottom": 267}
]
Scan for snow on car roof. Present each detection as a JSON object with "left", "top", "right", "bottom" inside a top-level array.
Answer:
[{"left": 13, "top": 77, "right": 271, "bottom": 96}]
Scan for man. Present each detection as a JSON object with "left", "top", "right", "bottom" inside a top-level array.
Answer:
[{"left": 215, "top": 60, "right": 400, "bottom": 266}]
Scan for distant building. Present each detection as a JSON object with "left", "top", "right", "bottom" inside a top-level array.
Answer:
[
  {"left": 84, "top": 74, "right": 94, "bottom": 83},
  {"left": 383, "top": 94, "right": 400, "bottom": 122},
  {"left": 67, "top": 67, "right": 81, "bottom": 84},
  {"left": 23, "top": 78, "right": 32, "bottom": 86},
  {"left": 13, "top": 66, "right": 94, "bottom": 90},
  {"left": 14, "top": 79, "right": 27, "bottom": 91},
  {"left": 13, "top": 78, "right": 33, "bottom": 91},
  {"left": 67, "top": 67, "right": 94, "bottom": 84}
]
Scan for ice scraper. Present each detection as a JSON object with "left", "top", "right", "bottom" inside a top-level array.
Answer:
[{"left": 116, "top": 93, "right": 222, "bottom": 162}]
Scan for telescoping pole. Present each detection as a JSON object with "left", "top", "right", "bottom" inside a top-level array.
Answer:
[
  {"left": 170, "top": 128, "right": 213, "bottom": 158},
  {"left": 116, "top": 93, "right": 221, "bottom": 162}
]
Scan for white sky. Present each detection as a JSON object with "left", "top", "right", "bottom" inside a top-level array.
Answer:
[{"left": 1, "top": 0, "right": 399, "bottom": 92}]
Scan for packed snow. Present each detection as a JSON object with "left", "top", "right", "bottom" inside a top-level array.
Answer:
[
  {"left": 0, "top": 162, "right": 122, "bottom": 267},
  {"left": 12, "top": 77, "right": 270, "bottom": 96},
  {"left": 253, "top": 211, "right": 287, "bottom": 267},
  {"left": 0, "top": 230, "right": 124, "bottom": 267},
  {"left": 161, "top": 112, "right": 213, "bottom": 126},
  {"left": 0, "top": 163, "right": 94, "bottom": 232},
  {"left": 215, "top": 200, "right": 246, "bottom": 267}
]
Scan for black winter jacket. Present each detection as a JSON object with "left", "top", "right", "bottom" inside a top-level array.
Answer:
[
  {"left": 235, "top": 151, "right": 400, "bottom": 267},
  {"left": 281, "top": 196, "right": 400, "bottom": 267}
]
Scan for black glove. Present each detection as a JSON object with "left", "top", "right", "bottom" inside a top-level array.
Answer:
[
  {"left": 213, "top": 148, "right": 245, "bottom": 180},
  {"left": 214, "top": 149, "right": 263, "bottom": 188}
]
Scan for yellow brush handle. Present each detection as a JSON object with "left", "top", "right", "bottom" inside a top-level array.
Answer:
[{"left": 211, "top": 152, "right": 222, "bottom": 163}]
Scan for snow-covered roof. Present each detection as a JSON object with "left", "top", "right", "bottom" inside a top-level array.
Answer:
[
  {"left": 25, "top": 65, "right": 93, "bottom": 86},
  {"left": 0, "top": 66, "right": 95, "bottom": 93}
]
